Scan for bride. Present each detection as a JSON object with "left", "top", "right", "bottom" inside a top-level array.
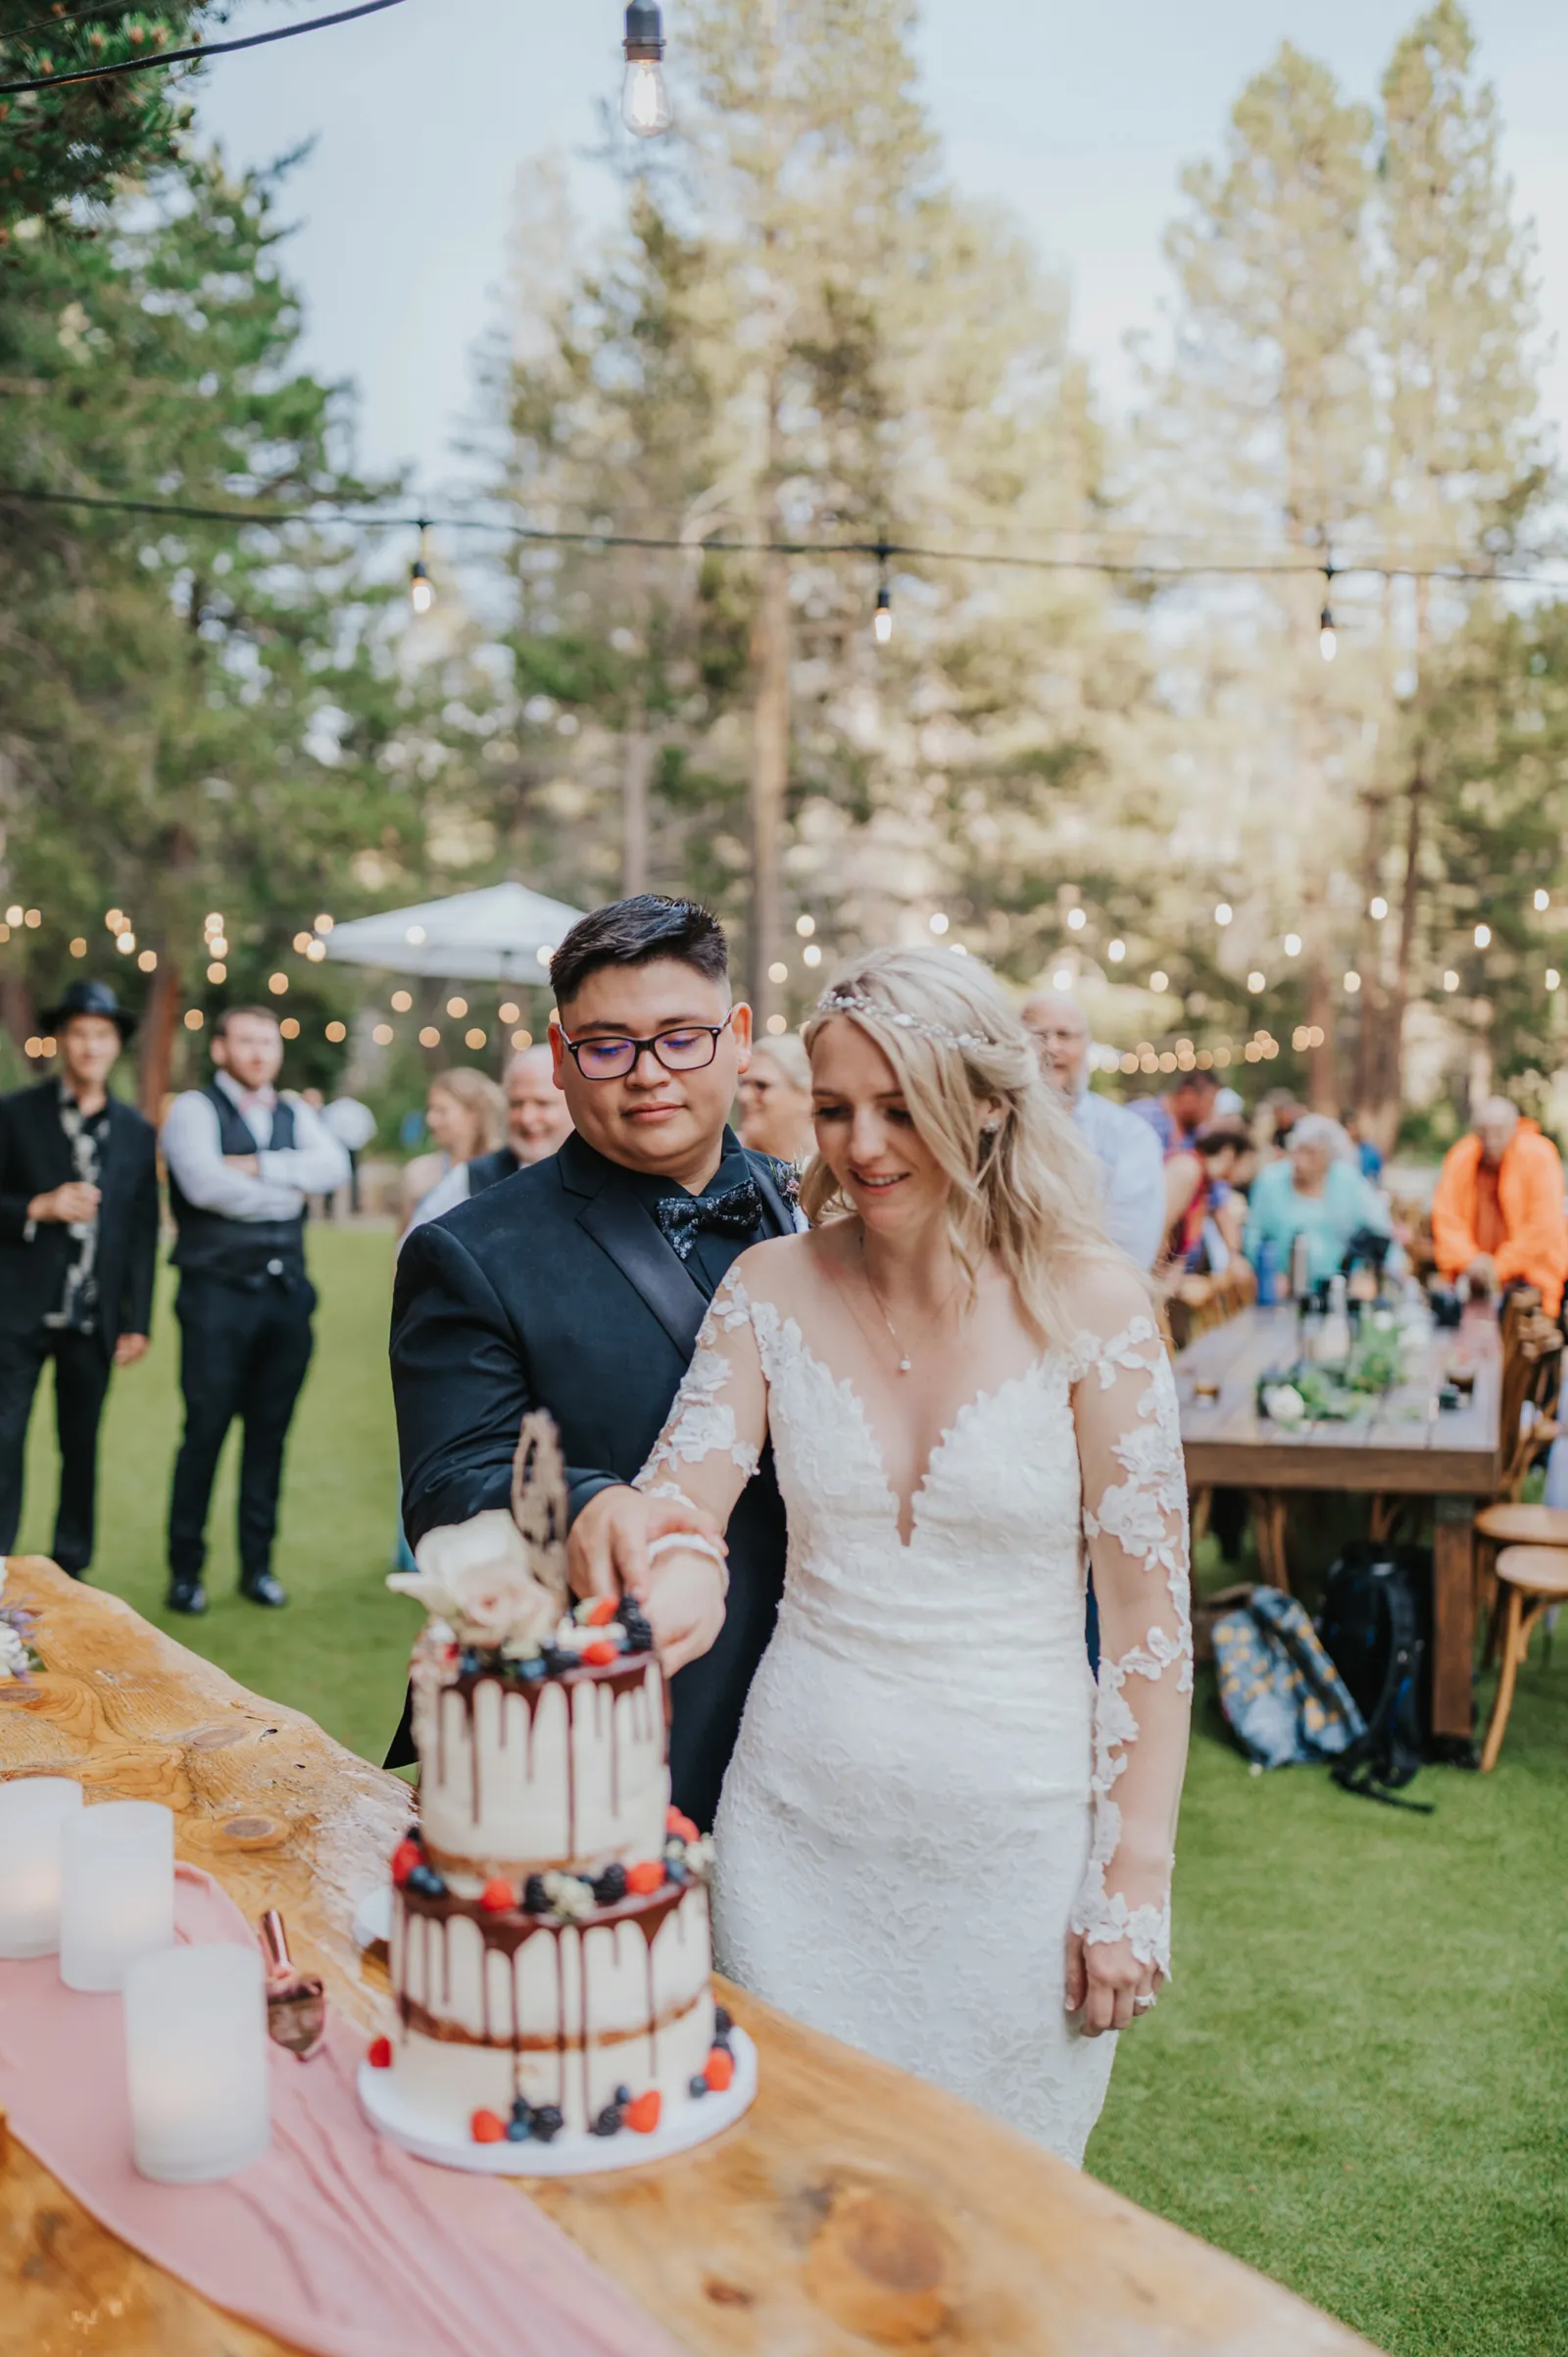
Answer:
[{"left": 614, "top": 948, "right": 1191, "bottom": 2165}]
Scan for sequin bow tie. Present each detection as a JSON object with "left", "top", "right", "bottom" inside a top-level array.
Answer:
[{"left": 654, "top": 1178, "right": 763, "bottom": 1261}]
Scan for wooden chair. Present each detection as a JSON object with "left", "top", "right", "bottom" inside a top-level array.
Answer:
[
  {"left": 1479, "top": 1545, "right": 1568, "bottom": 1769},
  {"left": 1474, "top": 1309, "right": 1565, "bottom": 1554}
]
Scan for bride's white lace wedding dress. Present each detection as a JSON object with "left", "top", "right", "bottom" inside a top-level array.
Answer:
[{"left": 636, "top": 1252, "right": 1192, "bottom": 2165}]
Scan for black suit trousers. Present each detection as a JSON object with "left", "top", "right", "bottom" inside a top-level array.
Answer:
[
  {"left": 168, "top": 1273, "right": 315, "bottom": 1582},
  {"left": 0, "top": 1325, "right": 113, "bottom": 1575}
]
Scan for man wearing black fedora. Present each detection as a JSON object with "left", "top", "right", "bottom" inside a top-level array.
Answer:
[{"left": 0, "top": 979, "right": 159, "bottom": 1579}]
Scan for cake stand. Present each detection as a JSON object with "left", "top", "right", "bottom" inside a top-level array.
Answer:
[{"left": 358, "top": 2027, "right": 758, "bottom": 2177}]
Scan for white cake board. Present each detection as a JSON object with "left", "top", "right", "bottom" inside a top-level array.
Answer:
[
  {"left": 358, "top": 2028, "right": 757, "bottom": 2177},
  {"left": 353, "top": 1883, "right": 392, "bottom": 1951}
]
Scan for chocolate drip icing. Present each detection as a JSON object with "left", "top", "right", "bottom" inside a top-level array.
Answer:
[
  {"left": 434, "top": 1651, "right": 656, "bottom": 1851},
  {"left": 394, "top": 1879, "right": 689, "bottom": 2055}
]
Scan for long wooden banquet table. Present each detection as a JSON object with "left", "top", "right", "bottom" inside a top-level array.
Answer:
[
  {"left": 1176, "top": 1302, "right": 1500, "bottom": 1741},
  {"left": 0, "top": 1557, "right": 1381, "bottom": 2357}
]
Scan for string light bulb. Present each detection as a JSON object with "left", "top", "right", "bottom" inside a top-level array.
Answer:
[
  {"left": 872, "top": 541, "right": 894, "bottom": 645},
  {"left": 1535, "top": 888, "right": 1550, "bottom": 912},
  {"left": 410, "top": 520, "right": 434, "bottom": 615},
  {"left": 1318, "top": 564, "right": 1337, "bottom": 663},
  {"left": 621, "top": 2, "right": 671, "bottom": 138}
]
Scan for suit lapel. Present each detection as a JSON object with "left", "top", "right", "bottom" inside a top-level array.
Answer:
[
  {"left": 561, "top": 1137, "right": 710, "bottom": 1357},
  {"left": 30, "top": 1082, "right": 74, "bottom": 1190},
  {"left": 744, "top": 1151, "right": 796, "bottom": 1239}
]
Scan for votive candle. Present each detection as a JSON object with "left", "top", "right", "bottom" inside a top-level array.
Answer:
[
  {"left": 0, "top": 1777, "right": 83, "bottom": 1958},
  {"left": 123, "top": 1943, "right": 271, "bottom": 2184},
  {"left": 58, "top": 1800, "right": 174, "bottom": 1991}
]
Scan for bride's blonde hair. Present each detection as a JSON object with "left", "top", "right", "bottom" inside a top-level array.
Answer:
[{"left": 800, "top": 947, "right": 1130, "bottom": 1344}]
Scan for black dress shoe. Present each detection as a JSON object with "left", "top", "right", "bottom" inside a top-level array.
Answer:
[
  {"left": 167, "top": 1578, "right": 208, "bottom": 1615},
  {"left": 240, "top": 1569, "right": 288, "bottom": 1608}
]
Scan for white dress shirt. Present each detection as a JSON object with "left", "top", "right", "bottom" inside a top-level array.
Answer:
[
  {"left": 1072, "top": 1087, "right": 1167, "bottom": 1271},
  {"left": 160, "top": 1071, "right": 351, "bottom": 1223}
]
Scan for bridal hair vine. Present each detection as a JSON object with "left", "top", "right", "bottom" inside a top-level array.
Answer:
[{"left": 814, "top": 989, "right": 990, "bottom": 1055}]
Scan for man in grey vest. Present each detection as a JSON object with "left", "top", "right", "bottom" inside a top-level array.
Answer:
[{"left": 160, "top": 1006, "right": 349, "bottom": 1614}]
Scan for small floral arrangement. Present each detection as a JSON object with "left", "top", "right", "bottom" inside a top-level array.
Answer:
[{"left": 0, "top": 1563, "right": 42, "bottom": 1683}]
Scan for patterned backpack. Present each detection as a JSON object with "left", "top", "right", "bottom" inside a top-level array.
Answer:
[{"left": 1212, "top": 1588, "right": 1367, "bottom": 1771}]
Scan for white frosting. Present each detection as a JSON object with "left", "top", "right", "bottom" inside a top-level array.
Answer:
[
  {"left": 415, "top": 1658, "right": 667, "bottom": 1872},
  {"left": 391, "top": 1883, "right": 714, "bottom": 2135}
]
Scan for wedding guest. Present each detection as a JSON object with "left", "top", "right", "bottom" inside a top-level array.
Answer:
[
  {"left": 1128, "top": 1066, "right": 1218, "bottom": 1156},
  {"left": 1022, "top": 991, "right": 1164, "bottom": 1269},
  {"left": 395, "top": 1068, "right": 504, "bottom": 1236},
  {"left": 404, "top": 1046, "right": 571, "bottom": 1234},
  {"left": 0, "top": 980, "right": 158, "bottom": 1580},
  {"left": 318, "top": 1091, "right": 377, "bottom": 1213},
  {"left": 160, "top": 1006, "right": 350, "bottom": 1614},
  {"left": 1244, "top": 1113, "right": 1391, "bottom": 1291},
  {"left": 738, "top": 1032, "right": 815, "bottom": 1169},
  {"left": 1432, "top": 1097, "right": 1568, "bottom": 1316},
  {"left": 1161, "top": 1121, "right": 1251, "bottom": 1275}
]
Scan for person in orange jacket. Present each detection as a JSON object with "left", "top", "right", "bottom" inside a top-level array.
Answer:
[{"left": 1431, "top": 1098, "right": 1568, "bottom": 1316}]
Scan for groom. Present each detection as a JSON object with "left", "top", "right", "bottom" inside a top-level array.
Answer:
[{"left": 386, "top": 895, "right": 796, "bottom": 1828}]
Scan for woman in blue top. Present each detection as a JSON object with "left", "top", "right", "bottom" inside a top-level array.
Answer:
[{"left": 1245, "top": 1114, "right": 1391, "bottom": 1287}]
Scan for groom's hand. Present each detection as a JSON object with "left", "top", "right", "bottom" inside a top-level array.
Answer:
[{"left": 569, "top": 1485, "right": 726, "bottom": 1603}]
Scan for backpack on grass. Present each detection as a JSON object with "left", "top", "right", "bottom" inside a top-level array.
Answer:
[
  {"left": 1316, "top": 1544, "right": 1436, "bottom": 1813},
  {"left": 1211, "top": 1588, "right": 1366, "bottom": 1771}
]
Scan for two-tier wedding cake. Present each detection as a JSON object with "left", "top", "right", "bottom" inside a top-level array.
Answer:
[{"left": 359, "top": 1416, "right": 749, "bottom": 2169}]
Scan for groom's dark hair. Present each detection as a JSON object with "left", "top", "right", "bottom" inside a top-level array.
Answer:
[{"left": 551, "top": 894, "right": 730, "bottom": 1009}]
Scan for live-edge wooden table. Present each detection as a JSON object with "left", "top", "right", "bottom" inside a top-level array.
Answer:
[
  {"left": 0, "top": 1558, "right": 1382, "bottom": 2357},
  {"left": 1177, "top": 1304, "right": 1500, "bottom": 1740}
]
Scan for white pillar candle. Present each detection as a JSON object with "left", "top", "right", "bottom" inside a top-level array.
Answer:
[
  {"left": 0, "top": 1777, "right": 84, "bottom": 1958},
  {"left": 58, "top": 1800, "right": 174, "bottom": 1991},
  {"left": 122, "top": 1943, "right": 271, "bottom": 2185}
]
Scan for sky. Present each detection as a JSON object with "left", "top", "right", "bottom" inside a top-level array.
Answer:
[{"left": 192, "top": 1, "right": 1568, "bottom": 501}]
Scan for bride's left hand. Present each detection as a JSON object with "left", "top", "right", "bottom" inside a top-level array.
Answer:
[{"left": 1064, "top": 1931, "right": 1163, "bottom": 2037}]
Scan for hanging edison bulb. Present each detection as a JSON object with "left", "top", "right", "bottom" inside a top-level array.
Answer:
[
  {"left": 410, "top": 522, "right": 434, "bottom": 615},
  {"left": 874, "top": 583, "right": 893, "bottom": 646},
  {"left": 621, "top": 3, "right": 672, "bottom": 138},
  {"left": 1318, "top": 563, "right": 1337, "bottom": 663}
]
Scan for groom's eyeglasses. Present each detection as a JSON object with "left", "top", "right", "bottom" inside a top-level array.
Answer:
[{"left": 558, "top": 1017, "right": 733, "bottom": 1082}]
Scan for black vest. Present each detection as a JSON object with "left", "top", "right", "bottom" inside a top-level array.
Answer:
[{"left": 168, "top": 1082, "right": 307, "bottom": 1284}]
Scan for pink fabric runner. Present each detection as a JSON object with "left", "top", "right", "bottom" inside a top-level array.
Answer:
[{"left": 0, "top": 1865, "right": 683, "bottom": 2357}]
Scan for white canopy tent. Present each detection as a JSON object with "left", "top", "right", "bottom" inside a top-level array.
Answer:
[{"left": 322, "top": 882, "right": 584, "bottom": 985}]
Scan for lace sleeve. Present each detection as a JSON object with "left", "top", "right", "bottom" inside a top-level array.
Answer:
[
  {"left": 1067, "top": 1305, "right": 1192, "bottom": 1979},
  {"left": 633, "top": 1270, "right": 769, "bottom": 1523}
]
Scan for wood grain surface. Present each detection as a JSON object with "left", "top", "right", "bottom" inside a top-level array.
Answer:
[{"left": 0, "top": 1559, "right": 1384, "bottom": 2357}]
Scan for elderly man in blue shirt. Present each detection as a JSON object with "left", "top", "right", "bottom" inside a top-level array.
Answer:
[{"left": 1022, "top": 991, "right": 1166, "bottom": 1271}]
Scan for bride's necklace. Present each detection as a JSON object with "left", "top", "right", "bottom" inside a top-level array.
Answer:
[{"left": 858, "top": 1234, "right": 962, "bottom": 1375}]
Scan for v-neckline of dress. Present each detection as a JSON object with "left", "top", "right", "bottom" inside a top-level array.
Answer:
[{"left": 751, "top": 1292, "right": 1052, "bottom": 1549}]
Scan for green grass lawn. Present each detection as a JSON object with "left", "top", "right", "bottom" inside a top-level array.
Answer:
[{"left": 14, "top": 1226, "right": 1565, "bottom": 2356}]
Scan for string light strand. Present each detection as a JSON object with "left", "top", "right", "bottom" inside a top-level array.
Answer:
[
  {"left": 2, "top": 480, "right": 1565, "bottom": 593},
  {"left": 0, "top": 0, "right": 409, "bottom": 99}
]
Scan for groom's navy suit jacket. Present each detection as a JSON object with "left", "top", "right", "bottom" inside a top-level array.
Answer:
[{"left": 386, "top": 1127, "right": 795, "bottom": 1830}]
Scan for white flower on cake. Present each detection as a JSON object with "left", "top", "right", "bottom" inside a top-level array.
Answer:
[
  {"left": 389, "top": 1510, "right": 561, "bottom": 1654},
  {"left": 0, "top": 1619, "right": 28, "bottom": 1682}
]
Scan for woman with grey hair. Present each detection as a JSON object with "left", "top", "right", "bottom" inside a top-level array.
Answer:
[{"left": 1244, "top": 1109, "right": 1391, "bottom": 1287}]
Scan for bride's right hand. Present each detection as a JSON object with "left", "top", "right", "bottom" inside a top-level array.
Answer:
[
  {"left": 568, "top": 1484, "right": 727, "bottom": 1603},
  {"left": 645, "top": 1548, "right": 728, "bottom": 1675}
]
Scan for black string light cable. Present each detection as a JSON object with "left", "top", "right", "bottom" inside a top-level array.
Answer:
[
  {"left": 0, "top": 0, "right": 408, "bottom": 97},
  {"left": 1, "top": 480, "right": 1565, "bottom": 600}
]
